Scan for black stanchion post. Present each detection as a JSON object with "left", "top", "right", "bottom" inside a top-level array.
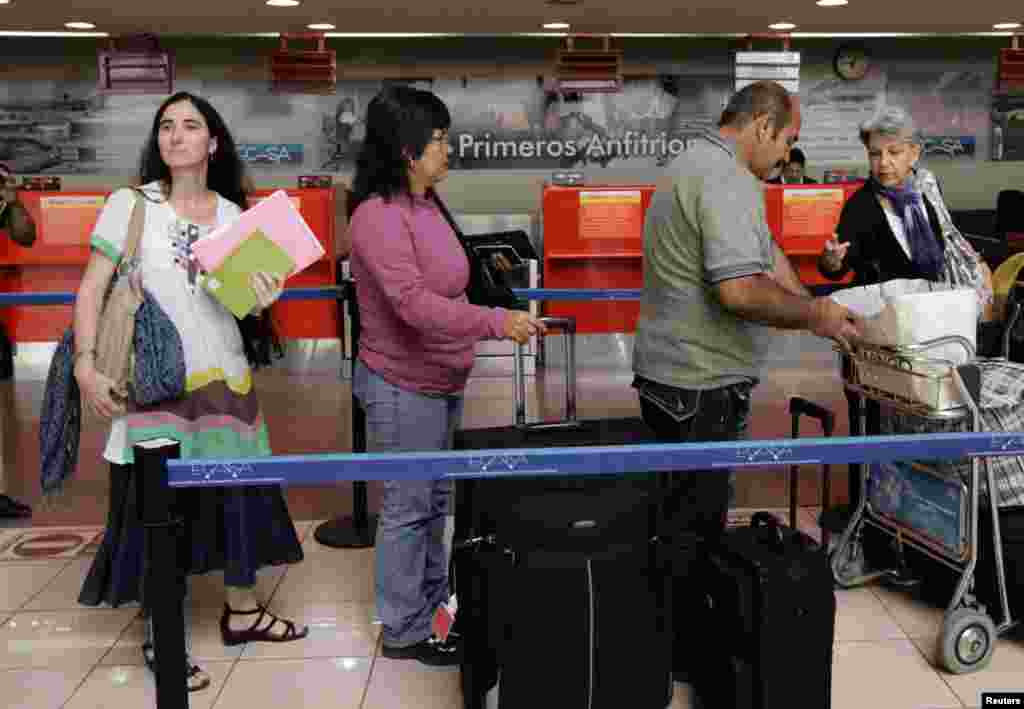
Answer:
[
  {"left": 134, "top": 438, "right": 188, "bottom": 709},
  {"left": 0, "top": 324, "right": 14, "bottom": 381},
  {"left": 315, "top": 278, "right": 378, "bottom": 548}
]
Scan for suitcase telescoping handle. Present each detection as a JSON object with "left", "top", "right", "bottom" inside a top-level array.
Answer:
[
  {"left": 789, "top": 397, "right": 834, "bottom": 436},
  {"left": 512, "top": 316, "right": 578, "bottom": 430},
  {"left": 788, "top": 396, "right": 835, "bottom": 548},
  {"left": 750, "top": 510, "right": 818, "bottom": 553},
  {"left": 751, "top": 511, "right": 786, "bottom": 547}
]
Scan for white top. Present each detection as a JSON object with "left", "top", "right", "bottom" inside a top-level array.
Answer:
[
  {"left": 879, "top": 197, "right": 930, "bottom": 262},
  {"left": 90, "top": 183, "right": 245, "bottom": 464}
]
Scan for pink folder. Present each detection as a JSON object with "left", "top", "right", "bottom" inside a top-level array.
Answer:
[{"left": 191, "top": 190, "right": 325, "bottom": 276}]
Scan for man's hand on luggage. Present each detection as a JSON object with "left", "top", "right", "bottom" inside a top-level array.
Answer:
[{"left": 809, "top": 297, "right": 864, "bottom": 347}]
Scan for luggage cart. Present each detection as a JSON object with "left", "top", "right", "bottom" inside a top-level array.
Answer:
[{"left": 830, "top": 334, "right": 1019, "bottom": 674}]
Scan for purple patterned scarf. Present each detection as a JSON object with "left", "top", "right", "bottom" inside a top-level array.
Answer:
[{"left": 871, "top": 176, "right": 944, "bottom": 279}]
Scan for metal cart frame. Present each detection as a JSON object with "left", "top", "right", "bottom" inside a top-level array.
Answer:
[{"left": 831, "top": 335, "right": 1019, "bottom": 674}]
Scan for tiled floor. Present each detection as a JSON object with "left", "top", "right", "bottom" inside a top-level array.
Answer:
[
  {"left": 3, "top": 332, "right": 858, "bottom": 526},
  {"left": 0, "top": 511, "right": 1022, "bottom": 708},
  {"left": 3, "top": 337, "right": 1022, "bottom": 707}
]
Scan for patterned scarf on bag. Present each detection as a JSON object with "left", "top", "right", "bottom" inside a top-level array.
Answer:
[{"left": 912, "top": 167, "right": 993, "bottom": 312}]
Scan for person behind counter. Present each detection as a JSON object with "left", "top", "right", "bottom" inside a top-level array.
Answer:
[
  {"left": 347, "top": 86, "right": 546, "bottom": 667},
  {"left": 632, "top": 79, "right": 863, "bottom": 689},
  {"left": 817, "top": 105, "right": 992, "bottom": 309},
  {"left": 73, "top": 92, "right": 308, "bottom": 693},
  {"left": 767, "top": 146, "right": 816, "bottom": 184},
  {"left": 0, "top": 164, "right": 36, "bottom": 519},
  {"left": 0, "top": 165, "right": 37, "bottom": 248}
]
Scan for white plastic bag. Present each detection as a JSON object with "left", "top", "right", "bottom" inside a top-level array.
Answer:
[
  {"left": 830, "top": 280, "right": 978, "bottom": 408},
  {"left": 830, "top": 279, "right": 976, "bottom": 355}
]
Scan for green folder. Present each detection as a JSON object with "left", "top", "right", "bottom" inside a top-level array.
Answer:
[{"left": 203, "top": 228, "right": 295, "bottom": 318}]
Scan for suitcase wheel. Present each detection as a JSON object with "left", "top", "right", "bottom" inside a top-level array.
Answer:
[{"left": 939, "top": 607, "right": 996, "bottom": 674}]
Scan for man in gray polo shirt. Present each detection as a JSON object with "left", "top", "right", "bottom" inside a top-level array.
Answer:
[{"left": 633, "top": 80, "right": 861, "bottom": 685}]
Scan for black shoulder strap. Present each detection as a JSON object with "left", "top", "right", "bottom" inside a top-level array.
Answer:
[
  {"left": 431, "top": 191, "right": 468, "bottom": 244},
  {"left": 430, "top": 191, "right": 521, "bottom": 310}
]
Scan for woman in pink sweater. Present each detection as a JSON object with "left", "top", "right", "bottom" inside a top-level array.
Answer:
[{"left": 348, "top": 86, "right": 545, "bottom": 666}]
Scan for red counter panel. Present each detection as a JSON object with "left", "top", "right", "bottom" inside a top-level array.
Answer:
[
  {"left": 763, "top": 182, "right": 861, "bottom": 288},
  {"left": 0, "top": 187, "right": 337, "bottom": 342},
  {"left": 542, "top": 181, "right": 862, "bottom": 334},
  {"left": 541, "top": 185, "right": 653, "bottom": 334}
]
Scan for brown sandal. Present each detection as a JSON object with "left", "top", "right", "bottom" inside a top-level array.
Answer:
[
  {"left": 219, "top": 604, "right": 309, "bottom": 647},
  {"left": 141, "top": 642, "right": 211, "bottom": 692}
]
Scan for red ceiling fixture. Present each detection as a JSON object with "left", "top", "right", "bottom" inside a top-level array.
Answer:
[
  {"left": 996, "top": 35, "right": 1024, "bottom": 93},
  {"left": 269, "top": 32, "right": 337, "bottom": 95},
  {"left": 97, "top": 33, "right": 175, "bottom": 95},
  {"left": 553, "top": 34, "right": 623, "bottom": 94}
]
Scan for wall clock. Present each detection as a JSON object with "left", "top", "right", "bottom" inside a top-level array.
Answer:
[{"left": 833, "top": 43, "right": 871, "bottom": 81}]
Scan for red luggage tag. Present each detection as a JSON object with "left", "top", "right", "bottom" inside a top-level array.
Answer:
[{"left": 432, "top": 595, "right": 458, "bottom": 642}]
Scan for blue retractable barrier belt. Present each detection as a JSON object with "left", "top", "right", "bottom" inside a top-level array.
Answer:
[
  {"left": 4, "top": 288, "right": 633, "bottom": 307},
  {"left": 168, "top": 431, "right": 1024, "bottom": 487}
]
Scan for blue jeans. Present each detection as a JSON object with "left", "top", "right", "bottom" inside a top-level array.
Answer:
[{"left": 353, "top": 361, "right": 465, "bottom": 648}]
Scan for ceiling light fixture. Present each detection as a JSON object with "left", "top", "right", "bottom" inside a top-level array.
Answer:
[
  {"left": 65, "top": 21, "right": 96, "bottom": 30},
  {"left": 0, "top": 30, "right": 108, "bottom": 36},
  {"left": 0, "top": 1, "right": 13, "bottom": 6},
  {"left": 816, "top": 0, "right": 849, "bottom": 6},
  {"left": 307, "top": 23, "right": 335, "bottom": 30},
  {"left": 993, "top": 22, "right": 1021, "bottom": 30},
  {"left": 266, "top": 0, "right": 300, "bottom": 6},
  {"left": 543, "top": 21, "right": 571, "bottom": 30},
  {"left": 769, "top": 22, "right": 797, "bottom": 30}
]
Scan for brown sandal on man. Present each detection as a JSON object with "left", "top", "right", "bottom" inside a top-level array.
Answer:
[{"left": 219, "top": 604, "right": 309, "bottom": 647}]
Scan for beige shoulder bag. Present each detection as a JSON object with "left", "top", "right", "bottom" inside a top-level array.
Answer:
[{"left": 94, "top": 191, "right": 147, "bottom": 398}]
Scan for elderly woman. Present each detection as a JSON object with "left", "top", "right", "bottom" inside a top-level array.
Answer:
[
  {"left": 818, "top": 105, "right": 992, "bottom": 310},
  {"left": 817, "top": 106, "right": 994, "bottom": 552}
]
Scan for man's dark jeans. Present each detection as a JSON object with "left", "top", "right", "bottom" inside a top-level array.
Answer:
[
  {"left": 634, "top": 377, "right": 752, "bottom": 542},
  {"left": 633, "top": 376, "right": 753, "bottom": 685}
]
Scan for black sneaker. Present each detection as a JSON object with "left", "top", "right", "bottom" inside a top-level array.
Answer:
[{"left": 381, "top": 634, "right": 462, "bottom": 667}]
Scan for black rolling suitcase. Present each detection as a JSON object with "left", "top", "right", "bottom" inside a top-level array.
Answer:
[
  {"left": 691, "top": 397, "right": 838, "bottom": 709},
  {"left": 697, "top": 512, "right": 836, "bottom": 709},
  {"left": 452, "top": 317, "right": 673, "bottom": 709}
]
